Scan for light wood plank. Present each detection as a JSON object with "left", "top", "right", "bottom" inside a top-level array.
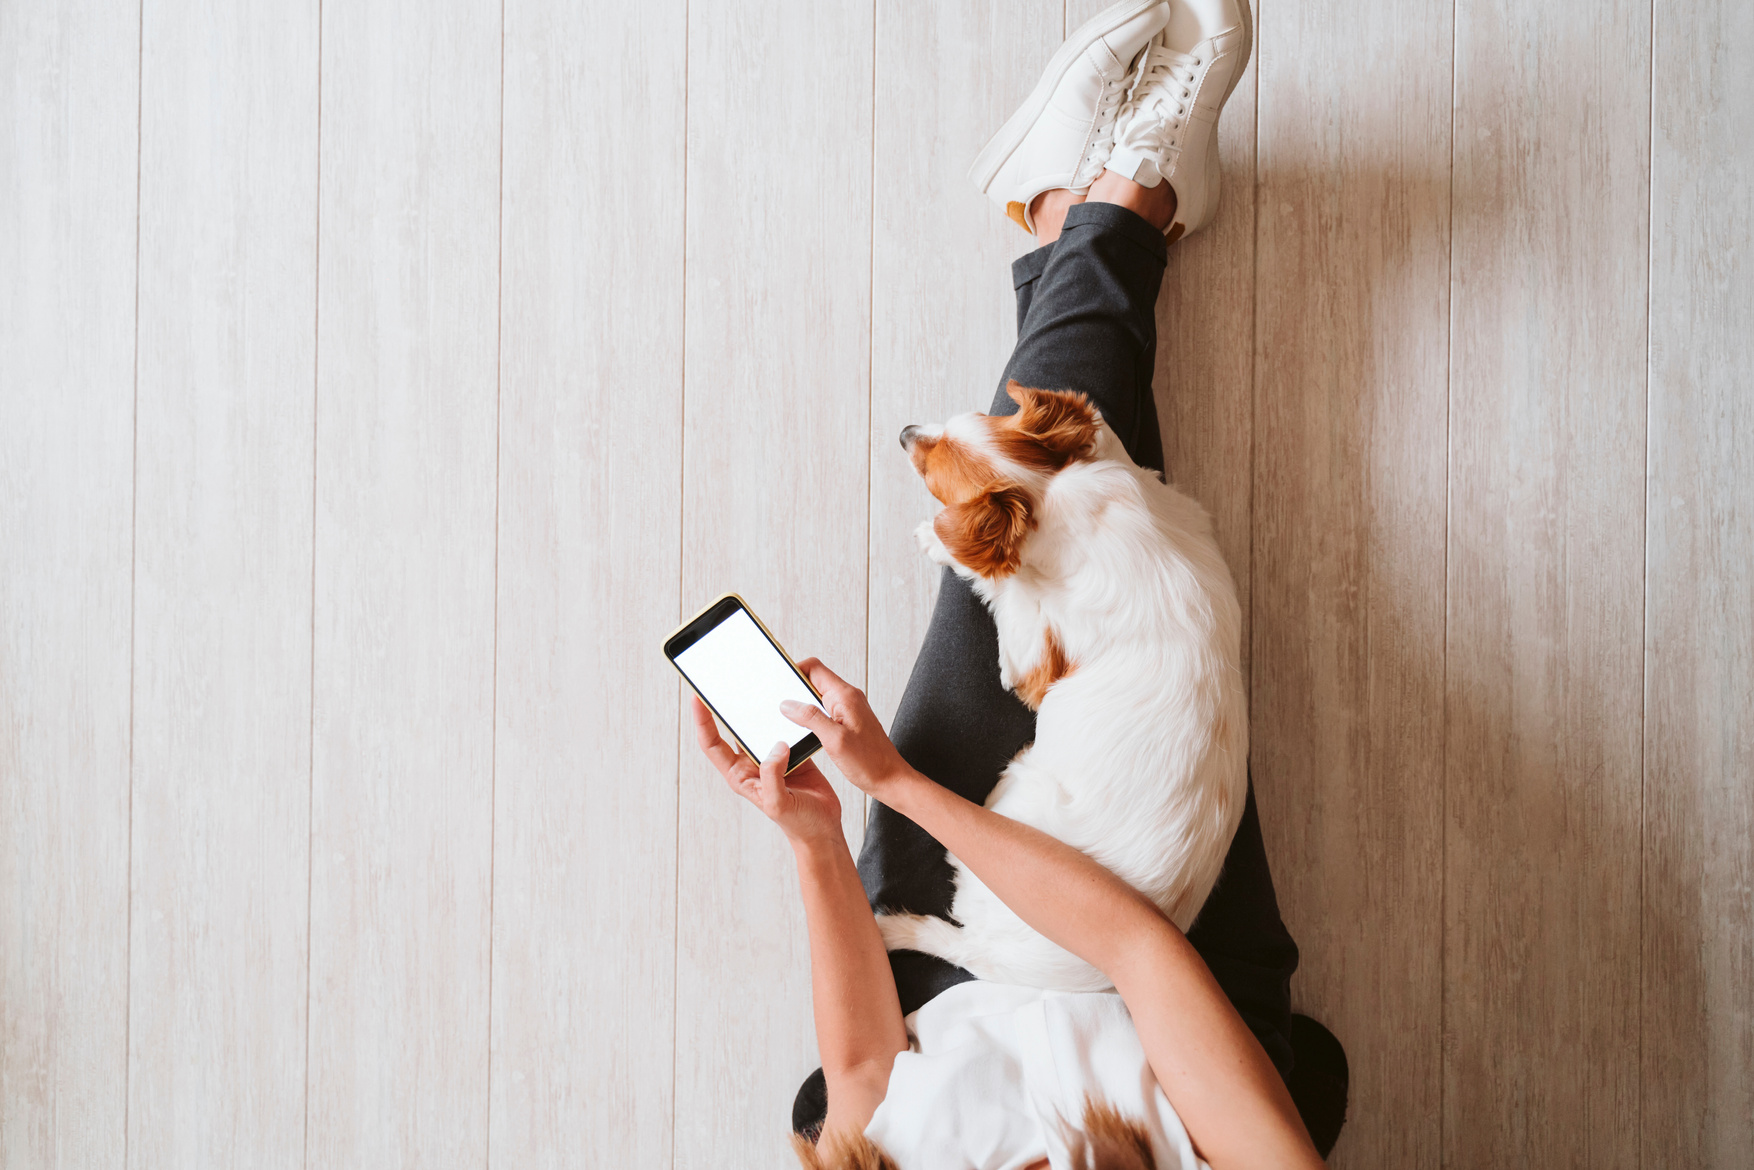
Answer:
[
  {"left": 866, "top": 0, "right": 1054, "bottom": 724},
  {"left": 125, "top": 1, "right": 318, "bottom": 1165},
  {"left": 488, "top": 1, "right": 686, "bottom": 1165},
  {"left": 1134, "top": 0, "right": 1257, "bottom": 676},
  {"left": 1642, "top": 0, "right": 1754, "bottom": 1163},
  {"left": 1250, "top": 1, "right": 1453, "bottom": 1165},
  {"left": 1445, "top": 0, "right": 1649, "bottom": 1164},
  {"left": 306, "top": 0, "right": 502, "bottom": 1163},
  {"left": 0, "top": 3, "right": 139, "bottom": 1167},
  {"left": 674, "top": 0, "right": 873, "bottom": 1161}
]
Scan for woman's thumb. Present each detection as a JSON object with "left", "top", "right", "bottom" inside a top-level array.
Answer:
[{"left": 758, "top": 741, "right": 790, "bottom": 809}]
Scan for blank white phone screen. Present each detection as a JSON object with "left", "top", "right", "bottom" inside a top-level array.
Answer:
[{"left": 675, "top": 608, "right": 822, "bottom": 758}]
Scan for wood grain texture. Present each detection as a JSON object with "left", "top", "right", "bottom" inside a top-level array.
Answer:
[
  {"left": 0, "top": 2, "right": 139, "bottom": 1166},
  {"left": 126, "top": 0, "right": 318, "bottom": 1165},
  {"left": 673, "top": 0, "right": 873, "bottom": 1162},
  {"left": 1249, "top": 0, "right": 1453, "bottom": 1165},
  {"left": 9, "top": 0, "right": 1754, "bottom": 1163},
  {"left": 1445, "top": 0, "right": 1650, "bottom": 1164},
  {"left": 305, "top": 0, "right": 501, "bottom": 1164},
  {"left": 866, "top": 0, "right": 1053, "bottom": 725},
  {"left": 1641, "top": 0, "right": 1754, "bottom": 1163},
  {"left": 488, "top": 1, "right": 686, "bottom": 1165},
  {"left": 1135, "top": 0, "right": 1258, "bottom": 678}
]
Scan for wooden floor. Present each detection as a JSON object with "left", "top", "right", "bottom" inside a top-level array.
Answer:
[{"left": 3, "top": 0, "right": 1749, "bottom": 1166}]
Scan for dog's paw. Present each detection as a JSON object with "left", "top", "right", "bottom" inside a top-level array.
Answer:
[
  {"left": 915, "top": 518, "right": 955, "bottom": 566},
  {"left": 876, "top": 912, "right": 964, "bottom": 963}
]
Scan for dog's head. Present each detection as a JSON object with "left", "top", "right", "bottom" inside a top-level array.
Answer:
[{"left": 900, "top": 381, "right": 1100, "bottom": 578}]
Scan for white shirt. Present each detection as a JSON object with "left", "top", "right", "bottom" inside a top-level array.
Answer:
[{"left": 863, "top": 980, "right": 1209, "bottom": 1170}]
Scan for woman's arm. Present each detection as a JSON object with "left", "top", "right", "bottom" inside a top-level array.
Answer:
[
  {"left": 877, "top": 774, "right": 1318, "bottom": 1170},
  {"left": 790, "top": 835, "right": 908, "bottom": 1135},
  {"left": 689, "top": 698, "right": 906, "bottom": 1142},
  {"left": 781, "top": 664, "right": 1323, "bottom": 1170}
]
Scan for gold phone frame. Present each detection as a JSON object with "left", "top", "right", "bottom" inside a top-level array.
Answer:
[{"left": 664, "top": 592, "right": 824, "bottom": 775}]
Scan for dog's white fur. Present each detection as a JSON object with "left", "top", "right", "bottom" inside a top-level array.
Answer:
[{"left": 880, "top": 390, "right": 1247, "bottom": 992}]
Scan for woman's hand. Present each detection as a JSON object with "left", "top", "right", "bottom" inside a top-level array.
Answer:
[
  {"left": 780, "top": 658, "right": 915, "bottom": 800},
  {"left": 690, "top": 696, "right": 843, "bottom": 847}
]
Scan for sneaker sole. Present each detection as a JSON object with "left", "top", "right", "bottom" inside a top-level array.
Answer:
[
  {"left": 1173, "top": 0, "right": 1254, "bottom": 238},
  {"left": 967, "top": 0, "right": 1166, "bottom": 194},
  {"left": 1221, "top": 0, "right": 1253, "bottom": 110}
]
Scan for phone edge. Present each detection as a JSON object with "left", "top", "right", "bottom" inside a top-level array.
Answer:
[{"left": 663, "top": 591, "right": 826, "bottom": 775}]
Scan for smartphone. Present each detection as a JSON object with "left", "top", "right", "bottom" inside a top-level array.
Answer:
[{"left": 664, "top": 594, "right": 824, "bottom": 774}]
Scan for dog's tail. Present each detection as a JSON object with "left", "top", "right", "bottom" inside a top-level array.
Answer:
[{"left": 875, "top": 912, "right": 968, "bottom": 966}]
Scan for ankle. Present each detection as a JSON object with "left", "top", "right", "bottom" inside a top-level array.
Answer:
[
  {"left": 1028, "top": 188, "right": 1087, "bottom": 245},
  {"left": 1088, "top": 169, "right": 1177, "bottom": 233}
]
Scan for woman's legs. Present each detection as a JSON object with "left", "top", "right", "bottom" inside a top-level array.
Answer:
[
  {"left": 860, "top": 182, "right": 1169, "bottom": 921},
  {"left": 857, "top": 191, "right": 1170, "bottom": 1002},
  {"left": 857, "top": 180, "right": 1300, "bottom": 1075}
]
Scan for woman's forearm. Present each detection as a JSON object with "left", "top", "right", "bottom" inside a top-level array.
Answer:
[
  {"left": 1111, "top": 929, "right": 1321, "bottom": 1170},
  {"left": 878, "top": 769, "right": 1164, "bottom": 973},
  {"left": 791, "top": 834, "right": 908, "bottom": 1131},
  {"left": 878, "top": 770, "right": 1320, "bottom": 1169}
]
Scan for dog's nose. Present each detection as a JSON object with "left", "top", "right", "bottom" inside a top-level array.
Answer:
[{"left": 900, "top": 424, "right": 921, "bottom": 450}]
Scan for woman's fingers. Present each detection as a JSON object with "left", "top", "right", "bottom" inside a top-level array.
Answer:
[
  {"left": 793, "top": 657, "right": 875, "bottom": 737},
  {"left": 758, "top": 741, "right": 791, "bottom": 815},
  {"left": 786, "top": 758, "right": 826, "bottom": 791},
  {"left": 796, "top": 657, "right": 854, "bottom": 702},
  {"left": 693, "top": 696, "right": 766, "bottom": 802},
  {"left": 690, "top": 695, "right": 729, "bottom": 753},
  {"left": 779, "top": 697, "right": 841, "bottom": 747},
  {"left": 691, "top": 696, "right": 745, "bottom": 774}
]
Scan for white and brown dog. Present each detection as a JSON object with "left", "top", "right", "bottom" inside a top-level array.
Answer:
[{"left": 882, "top": 381, "right": 1248, "bottom": 992}]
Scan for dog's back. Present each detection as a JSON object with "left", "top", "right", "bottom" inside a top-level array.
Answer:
[{"left": 1021, "top": 445, "right": 1246, "bottom": 924}]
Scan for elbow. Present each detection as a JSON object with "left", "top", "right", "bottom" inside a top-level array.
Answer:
[
  {"left": 822, "top": 1046, "right": 904, "bottom": 1129},
  {"left": 1101, "top": 911, "right": 1185, "bottom": 991},
  {"left": 825, "top": 1036, "right": 905, "bottom": 1091}
]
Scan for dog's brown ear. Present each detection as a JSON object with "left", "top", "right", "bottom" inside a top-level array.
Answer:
[
  {"left": 935, "top": 483, "right": 1035, "bottom": 577},
  {"left": 1003, "top": 381, "right": 1098, "bottom": 468},
  {"left": 790, "top": 1130, "right": 899, "bottom": 1170},
  {"left": 1067, "top": 1097, "right": 1155, "bottom": 1170}
]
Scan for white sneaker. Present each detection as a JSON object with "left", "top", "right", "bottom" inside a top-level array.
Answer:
[
  {"left": 1105, "top": 0, "right": 1252, "bottom": 240},
  {"left": 969, "top": 0, "right": 1171, "bottom": 234}
]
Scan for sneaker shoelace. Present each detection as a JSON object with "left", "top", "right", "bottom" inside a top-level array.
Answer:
[
  {"left": 1074, "top": 68, "right": 1134, "bottom": 187},
  {"left": 1116, "top": 42, "right": 1201, "bottom": 156}
]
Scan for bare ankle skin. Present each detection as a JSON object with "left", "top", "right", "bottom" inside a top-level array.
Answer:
[
  {"left": 1026, "top": 172, "right": 1178, "bottom": 246},
  {"left": 1028, "top": 188, "right": 1087, "bottom": 245},
  {"left": 1087, "top": 169, "right": 1177, "bottom": 231}
]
